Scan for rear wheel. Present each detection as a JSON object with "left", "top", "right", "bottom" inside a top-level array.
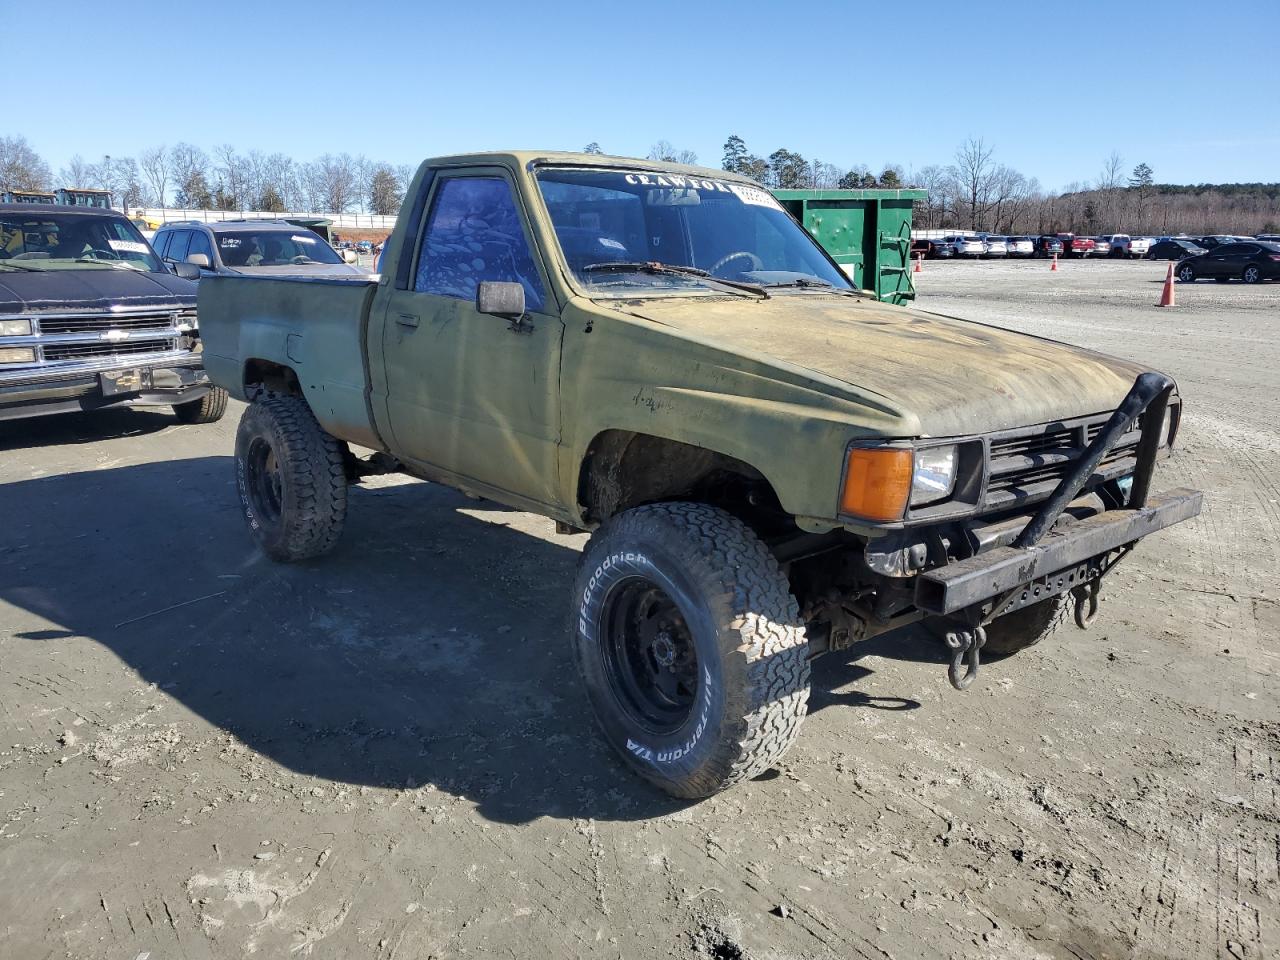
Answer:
[
  {"left": 1178, "top": 263, "right": 1196, "bottom": 282},
  {"left": 572, "top": 502, "right": 809, "bottom": 798},
  {"left": 1243, "top": 264, "right": 1262, "bottom": 284},
  {"left": 234, "top": 396, "right": 347, "bottom": 562},
  {"left": 173, "top": 386, "right": 228, "bottom": 424}
]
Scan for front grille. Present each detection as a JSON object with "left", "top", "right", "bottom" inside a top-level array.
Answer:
[
  {"left": 983, "top": 413, "right": 1150, "bottom": 511},
  {"left": 36, "top": 311, "right": 186, "bottom": 335},
  {"left": 41, "top": 339, "right": 178, "bottom": 362}
]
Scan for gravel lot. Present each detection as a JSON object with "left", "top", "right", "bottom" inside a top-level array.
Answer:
[{"left": 1, "top": 258, "right": 1276, "bottom": 959}]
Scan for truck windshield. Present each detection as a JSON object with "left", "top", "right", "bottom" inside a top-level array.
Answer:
[
  {"left": 0, "top": 212, "right": 164, "bottom": 272},
  {"left": 535, "top": 168, "right": 853, "bottom": 296}
]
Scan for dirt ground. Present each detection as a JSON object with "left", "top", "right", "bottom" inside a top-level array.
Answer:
[{"left": 1, "top": 259, "right": 1276, "bottom": 959}]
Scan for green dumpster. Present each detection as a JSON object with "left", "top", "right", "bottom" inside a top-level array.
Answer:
[{"left": 774, "top": 188, "right": 927, "bottom": 305}]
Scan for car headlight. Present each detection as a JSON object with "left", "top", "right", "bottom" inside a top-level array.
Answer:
[
  {"left": 840, "top": 443, "right": 961, "bottom": 521},
  {"left": 0, "top": 318, "right": 33, "bottom": 337},
  {"left": 0, "top": 346, "right": 36, "bottom": 363},
  {"left": 911, "top": 445, "right": 958, "bottom": 506}
]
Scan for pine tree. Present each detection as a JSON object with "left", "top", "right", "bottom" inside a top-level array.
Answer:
[{"left": 722, "top": 135, "right": 748, "bottom": 174}]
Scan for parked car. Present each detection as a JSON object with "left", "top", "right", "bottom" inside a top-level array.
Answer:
[
  {"left": 1195, "top": 235, "right": 1252, "bottom": 250},
  {"left": 356, "top": 240, "right": 373, "bottom": 255},
  {"left": 1101, "top": 234, "right": 1151, "bottom": 259},
  {"left": 1006, "top": 236, "right": 1036, "bottom": 257},
  {"left": 1036, "top": 236, "right": 1065, "bottom": 258},
  {"left": 1055, "top": 234, "right": 1096, "bottom": 258},
  {"left": 947, "top": 235, "right": 986, "bottom": 258},
  {"left": 983, "top": 236, "right": 1010, "bottom": 257},
  {"left": 922, "top": 238, "right": 953, "bottom": 259},
  {"left": 198, "top": 150, "right": 1201, "bottom": 799},
  {"left": 1148, "top": 239, "right": 1207, "bottom": 260},
  {"left": 1255, "top": 234, "right": 1280, "bottom": 243},
  {"left": 1176, "top": 240, "right": 1280, "bottom": 284},
  {"left": 1092, "top": 238, "right": 1112, "bottom": 258},
  {"left": 152, "top": 220, "right": 369, "bottom": 278},
  {"left": 0, "top": 203, "right": 226, "bottom": 423}
]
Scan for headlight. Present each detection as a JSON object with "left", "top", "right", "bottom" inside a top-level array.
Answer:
[
  {"left": 840, "top": 443, "right": 961, "bottom": 521},
  {"left": 911, "top": 445, "right": 958, "bottom": 506},
  {"left": 0, "top": 346, "right": 36, "bottom": 363},
  {"left": 0, "top": 318, "right": 33, "bottom": 337}
]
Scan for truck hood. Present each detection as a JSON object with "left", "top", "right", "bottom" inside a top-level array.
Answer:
[
  {"left": 0, "top": 268, "right": 196, "bottom": 316},
  {"left": 612, "top": 293, "right": 1151, "bottom": 437}
]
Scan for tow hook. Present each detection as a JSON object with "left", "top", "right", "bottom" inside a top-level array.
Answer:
[
  {"left": 1073, "top": 580, "right": 1101, "bottom": 629},
  {"left": 943, "top": 625, "right": 986, "bottom": 691}
]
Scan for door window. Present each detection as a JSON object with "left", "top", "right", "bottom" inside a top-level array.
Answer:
[
  {"left": 165, "top": 230, "right": 191, "bottom": 263},
  {"left": 151, "top": 231, "right": 171, "bottom": 258},
  {"left": 187, "top": 229, "right": 213, "bottom": 264},
  {"left": 414, "top": 177, "right": 545, "bottom": 312}
]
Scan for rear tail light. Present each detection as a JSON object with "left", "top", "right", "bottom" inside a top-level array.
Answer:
[{"left": 1269, "top": 255, "right": 1280, "bottom": 262}]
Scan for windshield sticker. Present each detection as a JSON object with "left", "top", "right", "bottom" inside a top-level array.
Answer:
[
  {"left": 107, "top": 239, "right": 150, "bottom": 254},
  {"left": 219, "top": 237, "right": 242, "bottom": 248},
  {"left": 598, "top": 238, "right": 626, "bottom": 250},
  {"left": 290, "top": 235, "right": 316, "bottom": 244},
  {"left": 728, "top": 184, "right": 783, "bottom": 211},
  {"left": 622, "top": 173, "right": 733, "bottom": 193}
]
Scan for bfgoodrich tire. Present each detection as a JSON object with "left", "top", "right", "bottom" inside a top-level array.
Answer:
[
  {"left": 173, "top": 386, "right": 229, "bottom": 424},
  {"left": 234, "top": 396, "right": 347, "bottom": 562},
  {"left": 572, "top": 502, "right": 809, "bottom": 799}
]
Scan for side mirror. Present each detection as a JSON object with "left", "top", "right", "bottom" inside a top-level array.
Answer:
[
  {"left": 173, "top": 261, "right": 201, "bottom": 280},
  {"left": 342, "top": 249, "right": 358, "bottom": 264},
  {"left": 185, "top": 253, "right": 211, "bottom": 269},
  {"left": 476, "top": 281, "right": 525, "bottom": 318}
]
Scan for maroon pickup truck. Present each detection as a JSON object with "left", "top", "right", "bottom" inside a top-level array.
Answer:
[{"left": 1056, "top": 233, "right": 1096, "bottom": 258}]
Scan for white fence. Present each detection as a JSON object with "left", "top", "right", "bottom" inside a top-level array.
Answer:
[{"left": 128, "top": 207, "right": 397, "bottom": 230}]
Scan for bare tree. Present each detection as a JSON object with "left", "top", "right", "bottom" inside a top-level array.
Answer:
[
  {"left": 59, "top": 154, "right": 92, "bottom": 189},
  {"left": 1097, "top": 150, "right": 1125, "bottom": 228},
  {"left": 647, "top": 140, "right": 697, "bottom": 165},
  {"left": 0, "top": 135, "right": 52, "bottom": 192},
  {"left": 139, "top": 145, "right": 170, "bottom": 206},
  {"left": 950, "top": 137, "right": 997, "bottom": 230},
  {"left": 169, "top": 142, "right": 210, "bottom": 206}
]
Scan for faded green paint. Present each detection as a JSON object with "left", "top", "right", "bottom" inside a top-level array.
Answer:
[{"left": 198, "top": 151, "right": 1166, "bottom": 535}]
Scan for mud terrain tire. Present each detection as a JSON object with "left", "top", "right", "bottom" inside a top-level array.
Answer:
[
  {"left": 983, "top": 595, "right": 1070, "bottom": 656},
  {"left": 234, "top": 396, "right": 347, "bottom": 562},
  {"left": 573, "top": 502, "right": 809, "bottom": 799},
  {"left": 173, "top": 386, "right": 229, "bottom": 424}
]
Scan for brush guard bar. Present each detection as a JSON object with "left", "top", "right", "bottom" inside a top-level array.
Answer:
[{"left": 914, "top": 372, "right": 1202, "bottom": 619}]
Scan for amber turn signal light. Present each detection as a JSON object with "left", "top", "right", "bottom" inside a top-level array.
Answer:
[{"left": 840, "top": 448, "right": 913, "bottom": 521}]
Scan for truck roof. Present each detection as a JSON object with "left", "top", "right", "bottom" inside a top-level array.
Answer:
[{"left": 419, "top": 150, "right": 761, "bottom": 185}]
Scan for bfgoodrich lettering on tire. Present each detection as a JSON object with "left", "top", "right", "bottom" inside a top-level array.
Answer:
[
  {"left": 572, "top": 502, "right": 809, "bottom": 798},
  {"left": 234, "top": 396, "right": 347, "bottom": 562}
]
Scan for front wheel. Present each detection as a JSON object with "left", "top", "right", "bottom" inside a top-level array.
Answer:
[
  {"left": 1178, "top": 263, "right": 1196, "bottom": 282},
  {"left": 572, "top": 502, "right": 810, "bottom": 798},
  {"left": 982, "top": 595, "right": 1070, "bottom": 656},
  {"left": 234, "top": 395, "right": 348, "bottom": 562},
  {"left": 173, "top": 386, "right": 228, "bottom": 424}
]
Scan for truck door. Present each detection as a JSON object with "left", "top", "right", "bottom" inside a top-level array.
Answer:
[{"left": 376, "top": 169, "right": 564, "bottom": 506}]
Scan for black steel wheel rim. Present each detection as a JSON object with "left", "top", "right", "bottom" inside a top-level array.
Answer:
[
  {"left": 600, "top": 577, "right": 700, "bottom": 735},
  {"left": 245, "top": 436, "right": 284, "bottom": 524}
]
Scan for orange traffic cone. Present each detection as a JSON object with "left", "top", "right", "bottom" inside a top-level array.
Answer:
[
  {"left": 1050, "top": 253, "right": 1058, "bottom": 272},
  {"left": 1158, "top": 263, "right": 1176, "bottom": 307},
  {"left": 914, "top": 255, "right": 922, "bottom": 274}
]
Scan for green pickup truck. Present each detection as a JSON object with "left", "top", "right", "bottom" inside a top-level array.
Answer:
[{"left": 199, "top": 151, "right": 1201, "bottom": 799}]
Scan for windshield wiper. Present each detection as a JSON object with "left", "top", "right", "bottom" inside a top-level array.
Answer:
[
  {"left": 762, "top": 276, "right": 864, "bottom": 297},
  {"left": 582, "top": 261, "right": 768, "bottom": 299},
  {"left": 0, "top": 260, "right": 42, "bottom": 271},
  {"left": 71, "top": 257, "right": 142, "bottom": 270}
]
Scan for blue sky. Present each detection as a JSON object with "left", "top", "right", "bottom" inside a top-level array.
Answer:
[{"left": 8, "top": 0, "right": 1278, "bottom": 190}]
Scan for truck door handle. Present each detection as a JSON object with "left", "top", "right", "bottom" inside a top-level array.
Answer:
[{"left": 396, "top": 313, "right": 420, "bottom": 329}]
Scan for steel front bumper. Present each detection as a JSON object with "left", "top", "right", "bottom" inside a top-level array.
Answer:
[
  {"left": 0, "top": 360, "right": 210, "bottom": 421},
  {"left": 914, "top": 487, "right": 1202, "bottom": 615}
]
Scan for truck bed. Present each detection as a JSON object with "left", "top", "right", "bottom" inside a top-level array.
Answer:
[{"left": 198, "top": 274, "right": 382, "bottom": 449}]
